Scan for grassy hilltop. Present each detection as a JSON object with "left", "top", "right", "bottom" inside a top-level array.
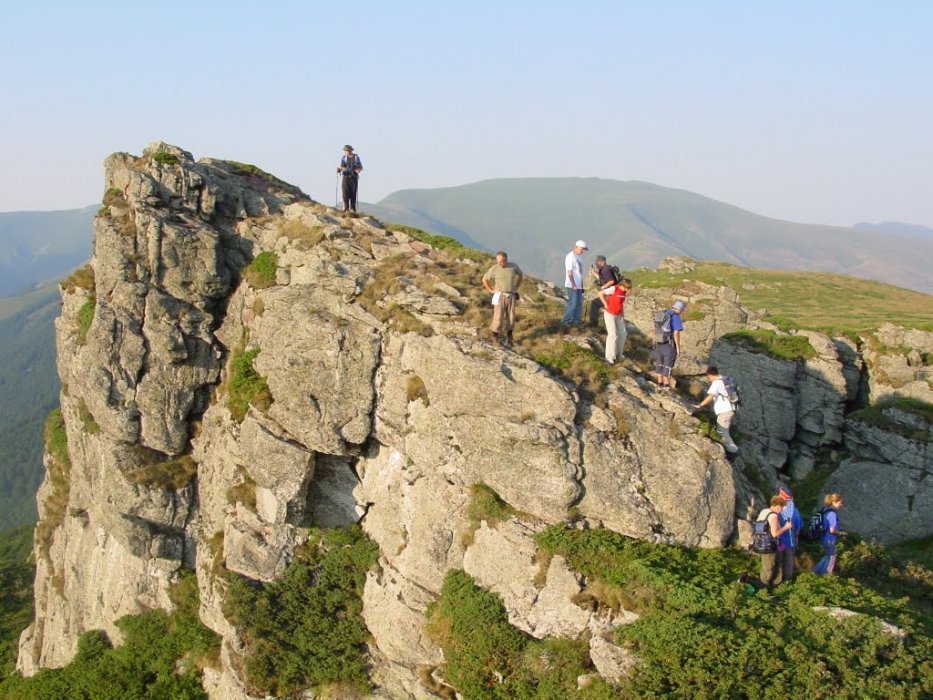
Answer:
[{"left": 634, "top": 260, "right": 933, "bottom": 335}]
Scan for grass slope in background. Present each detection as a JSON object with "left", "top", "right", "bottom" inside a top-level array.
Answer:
[
  {"left": 366, "top": 178, "right": 933, "bottom": 295},
  {"left": 635, "top": 261, "right": 933, "bottom": 334},
  {"left": 0, "top": 286, "right": 61, "bottom": 529}
]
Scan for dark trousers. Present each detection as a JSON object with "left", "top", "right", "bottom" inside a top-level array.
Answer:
[{"left": 342, "top": 176, "right": 359, "bottom": 211}]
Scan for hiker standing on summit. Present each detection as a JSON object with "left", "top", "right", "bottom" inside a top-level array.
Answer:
[
  {"left": 653, "top": 300, "right": 685, "bottom": 389},
  {"left": 337, "top": 144, "right": 363, "bottom": 213},
  {"left": 561, "top": 240, "right": 588, "bottom": 327},
  {"left": 482, "top": 251, "right": 523, "bottom": 346}
]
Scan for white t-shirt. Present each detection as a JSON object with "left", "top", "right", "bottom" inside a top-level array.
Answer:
[
  {"left": 564, "top": 251, "right": 583, "bottom": 288},
  {"left": 707, "top": 378, "right": 734, "bottom": 415}
]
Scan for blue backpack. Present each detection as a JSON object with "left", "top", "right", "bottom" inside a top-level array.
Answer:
[
  {"left": 750, "top": 516, "right": 777, "bottom": 554},
  {"left": 805, "top": 507, "right": 835, "bottom": 541}
]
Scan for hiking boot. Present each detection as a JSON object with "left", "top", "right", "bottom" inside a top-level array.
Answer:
[
  {"left": 490, "top": 331, "right": 499, "bottom": 343},
  {"left": 726, "top": 444, "right": 739, "bottom": 454},
  {"left": 506, "top": 333, "right": 514, "bottom": 346}
]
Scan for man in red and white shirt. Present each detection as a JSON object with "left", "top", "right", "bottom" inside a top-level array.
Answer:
[{"left": 598, "top": 278, "right": 631, "bottom": 364}]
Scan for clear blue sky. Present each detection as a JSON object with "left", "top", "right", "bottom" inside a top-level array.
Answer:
[{"left": 1, "top": 0, "right": 931, "bottom": 227}]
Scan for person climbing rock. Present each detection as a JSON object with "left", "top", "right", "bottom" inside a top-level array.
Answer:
[
  {"left": 560, "top": 240, "right": 588, "bottom": 327},
  {"left": 653, "top": 300, "right": 685, "bottom": 389},
  {"left": 337, "top": 144, "right": 363, "bottom": 213},
  {"left": 598, "top": 278, "right": 631, "bottom": 365},
  {"left": 694, "top": 366, "right": 739, "bottom": 453},
  {"left": 482, "top": 251, "right": 523, "bottom": 346}
]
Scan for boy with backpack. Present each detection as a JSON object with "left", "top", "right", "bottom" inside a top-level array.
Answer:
[
  {"left": 653, "top": 300, "right": 685, "bottom": 389},
  {"left": 598, "top": 278, "right": 632, "bottom": 364},
  {"left": 777, "top": 485, "right": 804, "bottom": 581},
  {"left": 693, "top": 366, "right": 739, "bottom": 453}
]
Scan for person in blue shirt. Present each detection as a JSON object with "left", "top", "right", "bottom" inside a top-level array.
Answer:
[
  {"left": 813, "top": 492, "right": 844, "bottom": 575},
  {"left": 654, "top": 300, "right": 685, "bottom": 389},
  {"left": 777, "top": 485, "right": 804, "bottom": 581}
]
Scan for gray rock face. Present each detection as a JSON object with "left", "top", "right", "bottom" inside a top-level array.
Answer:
[
  {"left": 709, "top": 332, "right": 847, "bottom": 479},
  {"left": 21, "top": 144, "right": 744, "bottom": 697}
]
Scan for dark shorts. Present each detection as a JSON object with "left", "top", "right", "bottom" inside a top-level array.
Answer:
[{"left": 655, "top": 343, "right": 676, "bottom": 376}]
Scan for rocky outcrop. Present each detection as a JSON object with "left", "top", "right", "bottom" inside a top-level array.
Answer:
[
  {"left": 863, "top": 324, "right": 933, "bottom": 404},
  {"left": 21, "top": 144, "right": 741, "bottom": 696},
  {"left": 626, "top": 279, "right": 749, "bottom": 375},
  {"left": 708, "top": 330, "right": 847, "bottom": 479}
]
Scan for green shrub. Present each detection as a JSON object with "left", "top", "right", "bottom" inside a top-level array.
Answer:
[
  {"left": 76, "top": 294, "right": 95, "bottom": 344},
  {"left": 77, "top": 401, "right": 99, "bottom": 435},
  {"left": 222, "top": 160, "right": 279, "bottom": 183},
  {"left": 61, "top": 265, "right": 95, "bottom": 293},
  {"left": 44, "top": 409, "right": 70, "bottom": 469},
  {"left": 125, "top": 454, "right": 198, "bottom": 491},
  {"left": 533, "top": 525, "right": 933, "bottom": 698},
  {"left": 151, "top": 151, "right": 180, "bottom": 166},
  {"left": 534, "top": 341, "right": 610, "bottom": 392},
  {"left": 405, "top": 375, "right": 429, "bottom": 405},
  {"left": 243, "top": 251, "right": 278, "bottom": 289},
  {"left": 0, "top": 573, "right": 220, "bottom": 699},
  {"left": 36, "top": 410, "right": 72, "bottom": 559},
  {"left": 721, "top": 329, "right": 816, "bottom": 361},
  {"left": 226, "top": 347, "right": 272, "bottom": 422},
  {"left": 425, "top": 569, "right": 616, "bottom": 699},
  {"left": 223, "top": 526, "right": 378, "bottom": 697}
]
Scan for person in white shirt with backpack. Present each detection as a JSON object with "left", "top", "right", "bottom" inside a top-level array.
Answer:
[{"left": 693, "top": 365, "right": 739, "bottom": 454}]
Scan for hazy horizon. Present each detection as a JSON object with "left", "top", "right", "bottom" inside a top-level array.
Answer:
[{"left": 1, "top": 1, "right": 931, "bottom": 227}]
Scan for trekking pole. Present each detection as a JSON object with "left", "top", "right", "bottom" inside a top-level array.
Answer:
[{"left": 335, "top": 173, "right": 340, "bottom": 210}]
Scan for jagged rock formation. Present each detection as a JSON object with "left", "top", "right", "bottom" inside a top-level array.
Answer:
[{"left": 20, "top": 144, "right": 740, "bottom": 697}]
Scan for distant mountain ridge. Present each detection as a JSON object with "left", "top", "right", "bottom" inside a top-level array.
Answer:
[
  {"left": 365, "top": 178, "right": 933, "bottom": 294},
  {"left": 853, "top": 221, "right": 933, "bottom": 239},
  {"left": 0, "top": 206, "right": 95, "bottom": 297}
]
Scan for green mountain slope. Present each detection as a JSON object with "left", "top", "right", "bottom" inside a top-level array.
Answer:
[
  {"left": 0, "top": 284, "right": 61, "bottom": 529},
  {"left": 0, "top": 207, "right": 95, "bottom": 297},
  {"left": 365, "top": 178, "right": 933, "bottom": 294}
]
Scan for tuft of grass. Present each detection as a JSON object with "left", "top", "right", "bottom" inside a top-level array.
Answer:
[
  {"left": 384, "top": 224, "right": 491, "bottom": 263},
  {"left": 355, "top": 255, "right": 435, "bottom": 336},
  {"left": 102, "top": 187, "right": 125, "bottom": 207},
  {"left": 151, "top": 151, "right": 180, "bottom": 166},
  {"left": 243, "top": 251, "right": 278, "bottom": 289},
  {"left": 462, "top": 484, "right": 523, "bottom": 548},
  {"left": 76, "top": 294, "right": 96, "bottom": 344},
  {"left": 125, "top": 454, "right": 198, "bottom": 491},
  {"left": 534, "top": 341, "right": 611, "bottom": 392},
  {"left": 405, "top": 375, "right": 429, "bottom": 405},
  {"left": 848, "top": 396, "right": 932, "bottom": 442},
  {"left": 61, "top": 265, "right": 94, "bottom": 293},
  {"left": 78, "top": 400, "right": 100, "bottom": 435},
  {"left": 222, "top": 160, "right": 282, "bottom": 184},
  {"left": 223, "top": 526, "right": 379, "bottom": 697},
  {"left": 279, "top": 219, "right": 324, "bottom": 249},
  {"left": 226, "top": 472, "right": 257, "bottom": 510},
  {"left": 226, "top": 348, "right": 273, "bottom": 422},
  {"left": 721, "top": 328, "right": 816, "bottom": 361},
  {"left": 36, "top": 409, "right": 72, "bottom": 559}
]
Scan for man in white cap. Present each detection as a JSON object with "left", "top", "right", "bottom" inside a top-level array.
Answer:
[{"left": 560, "top": 240, "right": 588, "bottom": 326}]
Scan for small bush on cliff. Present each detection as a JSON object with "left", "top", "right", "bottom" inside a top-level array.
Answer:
[
  {"left": 35, "top": 409, "right": 72, "bottom": 560},
  {"left": 721, "top": 328, "right": 816, "bottom": 361},
  {"left": 425, "top": 569, "right": 616, "bottom": 699},
  {"left": 243, "top": 251, "right": 278, "bottom": 289},
  {"left": 150, "top": 151, "right": 180, "bottom": 166},
  {"left": 384, "top": 224, "right": 491, "bottom": 264},
  {"left": 125, "top": 453, "right": 198, "bottom": 491},
  {"left": 76, "top": 294, "right": 95, "bottom": 345},
  {"left": 227, "top": 347, "right": 272, "bottom": 421},
  {"left": 223, "top": 525, "right": 378, "bottom": 697},
  {"left": 0, "top": 573, "right": 219, "bottom": 699},
  {"left": 61, "top": 264, "right": 95, "bottom": 293}
]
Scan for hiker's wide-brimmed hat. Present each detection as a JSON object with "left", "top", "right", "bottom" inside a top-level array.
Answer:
[{"left": 343, "top": 144, "right": 354, "bottom": 152}]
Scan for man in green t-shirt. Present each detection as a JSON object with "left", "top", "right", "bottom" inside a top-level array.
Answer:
[{"left": 481, "top": 251, "right": 523, "bottom": 346}]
